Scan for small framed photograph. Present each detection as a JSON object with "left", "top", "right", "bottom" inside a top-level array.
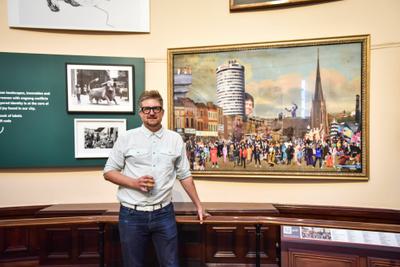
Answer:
[
  {"left": 74, "top": 118, "right": 126, "bottom": 158},
  {"left": 66, "top": 64, "right": 134, "bottom": 113}
]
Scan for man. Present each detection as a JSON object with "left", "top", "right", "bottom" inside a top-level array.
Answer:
[
  {"left": 244, "top": 92, "right": 254, "bottom": 117},
  {"left": 104, "top": 90, "right": 207, "bottom": 267},
  {"left": 75, "top": 84, "right": 81, "bottom": 104}
]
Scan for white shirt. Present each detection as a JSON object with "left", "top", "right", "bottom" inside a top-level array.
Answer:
[{"left": 104, "top": 125, "right": 191, "bottom": 207}]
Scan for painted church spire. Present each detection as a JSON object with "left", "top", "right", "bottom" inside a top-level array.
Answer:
[{"left": 310, "top": 48, "right": 329, "bottom": 137}]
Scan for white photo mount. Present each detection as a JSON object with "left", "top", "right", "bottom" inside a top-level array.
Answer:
[
  {"left": 74, "top": 118, "right": 126, "bottom": 158},
  {"left": 8, "top": 0, "right": 150, "bottom": 33}
]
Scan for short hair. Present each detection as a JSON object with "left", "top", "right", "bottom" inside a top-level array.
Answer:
[
  {"left": 138, "top": 90, "right": 163, "bottom": 108},
  {"left": 245, "top": 92, "right": 254, "bottom": 107}
]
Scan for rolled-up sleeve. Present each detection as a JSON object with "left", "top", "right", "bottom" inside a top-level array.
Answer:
[
  {"left": 103, "top": 134, "right": 125, "bottom": 173},
  {"left": 175, "top": 140, "right": 192, "bottom": 180}
]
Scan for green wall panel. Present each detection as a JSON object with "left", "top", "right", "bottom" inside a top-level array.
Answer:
[{"left": 0, "top": 52, "right": 144, "bottom": 168}]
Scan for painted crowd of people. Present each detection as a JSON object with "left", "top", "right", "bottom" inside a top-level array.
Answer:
[{"left": 185, "top": 131, "right": 362, "bottom": 171}]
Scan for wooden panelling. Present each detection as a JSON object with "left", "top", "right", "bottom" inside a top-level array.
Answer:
[
  {"left": 39, "top": 225, "right": 99, "bottom": 266},
  {"left": 178, "top": 224, "right": 204, "bottom": 266},
  {"left": 0, "top": 227, "right": 38, "bottom": 264},
  {"left": 41, "top": 227, "right": 72, "bottom": 261},
  {"left": 244, "top": 226, "right": 268, "bottom": 259},
  {"left": 288, "top": 249, "right": 360, "bottom": 267},
  {"left": 281, "top": 235, "right": 400, "bottom": 267},
  {"left": 1, "top": 227, "right": 29, "bottom": 254},
  {"left": 206, "top": 224, "right": 280, "bottom": 265},
  {"left": 1, "top": 203, "right": 400, "bottom": 267},
  {"left": 77, "top": 227, "right": 100, "bottom": 260},
  {"left": 0, "top": 260, "right": 38, "bottom": 267},
  {"left": 207, "top": 225, "right": 238, "bottom": 261},
  {"left": 367, "top": 257, "right": 400, "bottom": 267}
]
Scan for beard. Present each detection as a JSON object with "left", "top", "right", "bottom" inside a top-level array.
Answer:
[{"left": 143, "top": 116, "right": 161, "bottom": 128}]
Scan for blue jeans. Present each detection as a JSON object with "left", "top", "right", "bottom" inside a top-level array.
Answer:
[{"left": 119, "top": 203, "right": 179, "bottom": 267}]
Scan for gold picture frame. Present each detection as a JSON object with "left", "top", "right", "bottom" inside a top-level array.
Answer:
[
  {"left": 230, "top": 0, "right": 339, "bottom": 11},
  {"left": 167, "top": 35, "right": 369, "bottom": 180}
]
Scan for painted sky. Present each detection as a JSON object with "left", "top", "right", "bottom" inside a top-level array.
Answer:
[{"left": 174, "top": 43, "right": 362, "bottom": 119}]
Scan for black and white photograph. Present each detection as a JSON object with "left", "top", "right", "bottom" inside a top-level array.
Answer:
[
  {"left": 8, "top": 0, "right": 150, "bottom": 32},
  {"left": 66, "top": 64, "right": 134, "bottom": 113},
  {"left": 74, "top": 118, "right": 126, "bottom": 158},
  {"left": 301, "top": 227, "right": 332, "bottom": 240}
]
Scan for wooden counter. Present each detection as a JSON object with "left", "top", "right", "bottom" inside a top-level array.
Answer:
[{"left": 1, "top": 202, "right": 399, "bottom": 267}]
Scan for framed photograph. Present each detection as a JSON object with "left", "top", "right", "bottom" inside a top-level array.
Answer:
[
  {"left": 74, "top": 118, "right": 126, "bottom": 158},
  {"left": 66, "top": 63, "right": 134, "bottom": 113},
  {"left": 8, "top": 0, "right": 149, "bottom": 32},
  {"left": 230, "top": 0, "right": 339, "bottom": 11},
  {"left": 168, "top": 35, "right": 369, "bottom": 180}
]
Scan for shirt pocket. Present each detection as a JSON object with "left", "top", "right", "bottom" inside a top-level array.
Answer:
[
  {"left": 125, "top": 148, "right": 150, "bottom": 166},
  {"left": 159, "top": 150, "right": 180, "bottom": 168}
]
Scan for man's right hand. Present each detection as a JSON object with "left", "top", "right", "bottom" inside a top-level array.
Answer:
[{"left": 136, "top": 175, "right": 155, "bottom": 192}]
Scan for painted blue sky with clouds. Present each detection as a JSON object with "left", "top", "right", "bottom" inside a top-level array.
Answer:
[{"left": 174, "top": 42, "right": 362, "bottom": 119}]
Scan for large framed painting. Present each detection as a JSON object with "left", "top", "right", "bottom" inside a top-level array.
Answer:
[
  {"left": 230, "top": 0, "right": 339, "bottom": 11},
  {"left": 66, "top": 63, "right": 134, "bottom": 113},
  {"left": 8, "top": 0, "right": 149, "bottom": 32},
  {"left": 167, "top": 35, "right": 369, "bottom": 180}
]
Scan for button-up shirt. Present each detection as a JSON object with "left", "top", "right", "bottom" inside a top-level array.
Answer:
[{"left": 104, "top": 125, "right": 191, "bottom": 207}]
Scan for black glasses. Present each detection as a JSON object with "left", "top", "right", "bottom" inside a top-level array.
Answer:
[{"left": 140, "top": 106, "right": 163, "bottom": 114}]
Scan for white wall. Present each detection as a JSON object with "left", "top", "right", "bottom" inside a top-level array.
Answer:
[{"left": 0, "top": 0, "right": 399, "bottom": 209}]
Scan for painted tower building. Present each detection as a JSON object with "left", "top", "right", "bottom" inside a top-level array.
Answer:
[
  {"left": 216, "top": 60, "right": 245, "bottom": 116},
  {"left": 310, "top": 51, "right": 329, "bottom": 136},
  {"left": 173, "top": 66, "right": 192, "bottom": 100}
]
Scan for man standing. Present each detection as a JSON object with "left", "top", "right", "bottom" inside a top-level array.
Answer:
[
  {"left": 75, "top": 84, "right": 81, "bottom": 104},
  {"left": 104, "top": 90, "right": 207, "bottom": 267}
]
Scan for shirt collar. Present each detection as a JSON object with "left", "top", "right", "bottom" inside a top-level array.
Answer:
[{"left": 140, "top": 124, "right": 164, "bottom": 139}]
